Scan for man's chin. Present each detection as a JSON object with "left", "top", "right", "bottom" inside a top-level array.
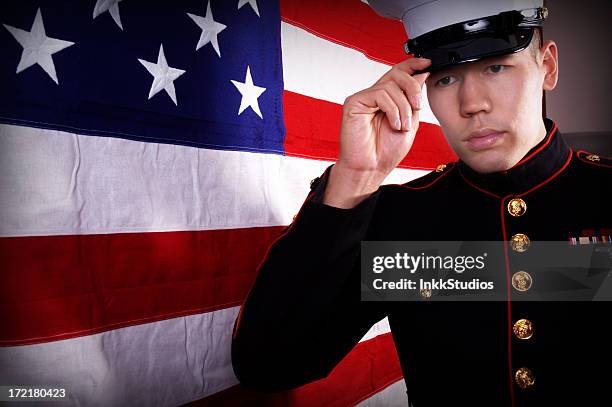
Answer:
[{"left": 462, "top": 153, "right": 516, "bottom": 174}]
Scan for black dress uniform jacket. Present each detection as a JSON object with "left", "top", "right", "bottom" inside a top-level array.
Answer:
[{"left": 232, "top": 119, "right": 612, "bottom": 407}]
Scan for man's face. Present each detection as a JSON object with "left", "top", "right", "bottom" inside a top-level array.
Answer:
[{"left": 425, "top": 44, "right": 554, "bottom": 173}]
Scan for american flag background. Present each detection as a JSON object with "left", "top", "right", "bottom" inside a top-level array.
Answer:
[{"left": 0, "top": 0, "right": 455, "bottom": 405}]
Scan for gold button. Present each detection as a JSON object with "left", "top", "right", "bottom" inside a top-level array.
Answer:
[
  {"left": 507, "top": 198, "right": 527, "bottom": 217},
  {"left": 515, "top": 367, "right": 535, "bottom": 389},
  {"left": 512, "top": 271, "right": 533, "bottom": 292},
  {"left": 435, "top": 164, "right": 447, "bottom": 173},
  {"left": 511, "top": 233, "right": 530, "bottom": 252},
  {"left": 420, "top": 288, "right": 432, "bottom": 298},
  {"left": 292, "top": 214, "right": 297, "bottom": 221},
  {"left": 586, "top": 154, "right": 600, "bottom": 162},
  {"left": 513, "top": 319, "right": 534, "bottom": 340}
]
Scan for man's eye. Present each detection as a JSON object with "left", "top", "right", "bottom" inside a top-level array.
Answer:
[
  {"left": 487, "top": 65, "right": 505, "bottom": 73},
  {"left": 435, "top": 76, "right": 455, "bottom": 86}
]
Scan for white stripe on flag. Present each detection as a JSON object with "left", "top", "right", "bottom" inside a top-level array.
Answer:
[
  {"left": 280, "top": 21, "right": 439, "bottom": 126},
  {"left": 0, "top": 123, "right": 428, "bottom": 237},
  {"left": 356, "top": 378, "right": 408, "bottom": 407},
  {"left": 0, "top": 309, "right": 392, "bottom": 407},
  {"left": 359, "top": 317, "right": 391, "bottom": 343},
  {"left": 0, "top": 307, "right": 240, "bottom": 407}
]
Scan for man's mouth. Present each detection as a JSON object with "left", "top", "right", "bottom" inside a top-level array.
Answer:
[{"left": 466, "top": 128, "right": 505, "bottom": 151}]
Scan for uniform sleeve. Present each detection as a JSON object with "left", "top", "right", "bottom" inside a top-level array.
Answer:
[{"left": 231, "top": 166, "right": 387, "bottom": 391}]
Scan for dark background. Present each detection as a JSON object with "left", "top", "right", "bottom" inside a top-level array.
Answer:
[{"left": 545, "top": 0, "right": 612, "bottom": 155}]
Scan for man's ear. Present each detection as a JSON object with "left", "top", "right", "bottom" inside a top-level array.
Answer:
[{"left": 541, "top": 40, "right": 559, "bottom": 91}]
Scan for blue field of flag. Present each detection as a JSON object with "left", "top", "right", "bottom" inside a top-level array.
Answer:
[{"left": 0, "top": 0, "right": 286, "bottom": 154}]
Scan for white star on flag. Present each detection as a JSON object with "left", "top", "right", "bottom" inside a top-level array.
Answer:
[
  {"left": 230, "top": 65, "right": 266, "bottom": 119},
  {"left": 93, "top": 0, "right": 124, "bottom": 30},
  {"left": 138, "top": 44, "right": 186, "bottom": 106},
  {"left": 238, "top": 0, "right": 260, "bottom": 17},
  {"left": 2, "top": 8, "right": 75, "bottom": 85},
  {"left": 187, "top": 1, "right": 227, "bottom": 57}
]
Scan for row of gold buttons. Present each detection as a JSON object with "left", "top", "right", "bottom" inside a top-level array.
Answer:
[{"left": 507, "top": 198, "right": 536, "bottom": 390}]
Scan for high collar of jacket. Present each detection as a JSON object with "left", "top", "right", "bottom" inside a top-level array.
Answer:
[{"left": 457, "top": 118, "right": 571, "bottom": 197}]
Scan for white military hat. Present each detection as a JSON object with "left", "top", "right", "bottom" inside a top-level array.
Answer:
[{"left": 368, "top": 0, "right": 548, "bottom": 72}]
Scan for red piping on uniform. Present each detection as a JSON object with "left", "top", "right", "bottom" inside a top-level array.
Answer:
[
  {"left": 459, "top": 146, "right": 572, "bottom": 199},
  {"left": 514, "top": 122, "right": 558, "bottom": 167},
  {"left": 576, "top": 150, "right": 612, "bottom": 168},
  {"left": 457, "top": 169, "right": 502, "bottom": 199},
  {"left": 399, "top": 163, "right": 457, "bottom": 190},
  {"left": 500, "top": 196, "right": 516, "bottom": 407},
  {"left": 517, "top": 149, "right": 573, "bottom": 197}
]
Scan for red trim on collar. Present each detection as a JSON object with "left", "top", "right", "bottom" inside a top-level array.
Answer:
[
  {"left": 513, "top": 122, "right": 558, "bottom": 168},
  {"left": 576, "top": 150, "right": 612, "bottom": 168},
  {"left": 516, "top": 149, "right": 573, "bottom": 197},
  {"left": 458, "top": 148, "right": 572, "bottom": 199}
]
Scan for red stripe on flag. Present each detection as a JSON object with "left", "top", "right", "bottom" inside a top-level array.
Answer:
[
  {"left": 283, "top": 90, "right": 457, "bottom": 170},
  {"left": 0, "top": 227, "right": 284, "bottom": 346},
  {"left": 280, "top": 0, "right": 407, "bottom": 65},
  {"left": 185, "top": 333, "right": 403, "bottom": 407}
]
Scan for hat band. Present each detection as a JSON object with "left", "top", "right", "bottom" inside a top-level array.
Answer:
[{"left": 406, "top": 7, "right": 547, "bottom": 55}]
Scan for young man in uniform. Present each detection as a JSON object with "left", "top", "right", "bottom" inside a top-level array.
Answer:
[{"left": 232, "top": 0, "right": 612, "bottom": 405}]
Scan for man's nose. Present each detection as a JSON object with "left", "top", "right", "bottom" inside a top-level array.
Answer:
[{"left": 459, "top": 75, "right": 491, "bottom": 117}]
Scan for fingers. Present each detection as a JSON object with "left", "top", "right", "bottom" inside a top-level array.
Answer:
[
  {"left": 362, "top": 83, "right": 413, "bottom": 132},
  {"left": 346, "top": 84, "right": 406, "bottom": 132},
  {"left": 392, "top": 57, "right": 432, "bottom": 75},
  {"left": 374, "top": 59, "right": 430, "bottom": 87},
  {"left": 374, "top": 58, "right": 431, "bottom": 116},
  {"left": 379, "top": 81, "right": 413, "bottom": 132},
  {"left": 380, "top": 70, "right": 424, "bottom": 112},
  {"left": 344, "top": 58, "right": 431, "bottom": 133}
]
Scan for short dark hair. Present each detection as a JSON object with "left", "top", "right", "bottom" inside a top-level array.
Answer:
[{"left": 527, "top": 28, "right": 542, "bottom": 63}]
